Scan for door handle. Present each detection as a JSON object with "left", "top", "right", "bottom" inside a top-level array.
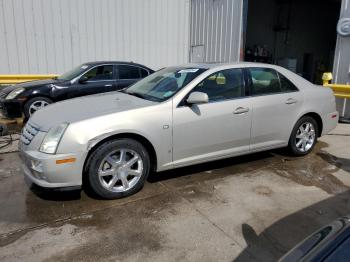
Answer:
[
  {"left": 285, "top": 98, "right": 297, "bottom": 104},
  {"left": 104, "top": 84, "right": 113, "bottom": 87},
  {"left": 233, "top": 107, "right": 249, "bottom": 114}
]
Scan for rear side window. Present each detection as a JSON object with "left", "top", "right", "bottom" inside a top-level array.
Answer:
[
  {"left": 140, "top": 68, "right": 149, "bottom": 78},
  {"left": 248, "top": 68, "right": 298, "bottom": 96},
  {"left": 192, "top": 68, "right": 244, "bottom": 102},
  {"left": 118, "top": 65, "right": 140, "bottom": 79},
  {"left": 279, "top": 73, "right": 299, "bottom": 92},
  {"left": 249, "top": 68, "right": 281, "bottom": 95}
]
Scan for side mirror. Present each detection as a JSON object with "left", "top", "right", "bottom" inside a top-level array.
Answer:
[
  {"left": 79, "top": 75, "right": 89, "bottom": 84},
  {"left": 186, "top": 92, "right": 209, "bottom": 105}
]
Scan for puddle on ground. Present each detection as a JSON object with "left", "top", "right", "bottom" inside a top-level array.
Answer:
[
  {"left": 158, "top": 141, "right": 349, "bottom": 201},
  {"left": 39, "top": 193, "right": 179, "bottom": 262},
  {"left": 268, "top": 142, "right": 349, "bottom": 194}
]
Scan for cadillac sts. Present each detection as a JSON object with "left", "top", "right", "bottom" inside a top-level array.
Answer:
[{"left": 19, "top": 63, "right": 338, "bottom": 199}]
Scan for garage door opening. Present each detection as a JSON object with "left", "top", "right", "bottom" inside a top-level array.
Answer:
[{"left": 244, "top": 0, "right": 341, "bottom": 84}]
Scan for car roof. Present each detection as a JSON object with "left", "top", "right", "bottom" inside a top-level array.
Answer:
[
  {"left": 84, "top": 61, "right": 153, "bottom": 70},
  {"left": 179, "top": 62, "right": 279, "bottom": 70}
]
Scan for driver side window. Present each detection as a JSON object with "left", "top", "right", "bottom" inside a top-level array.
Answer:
[
  {"left": 83, "top": 65, "right": 113, "bottom": 81},
  {"left": 192, "top": 68, "right": 244, "bottom": 102}
]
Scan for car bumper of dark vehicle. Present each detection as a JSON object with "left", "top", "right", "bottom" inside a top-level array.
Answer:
[{"left": 0, "top": 99, "right": 24, "bottom": 118}]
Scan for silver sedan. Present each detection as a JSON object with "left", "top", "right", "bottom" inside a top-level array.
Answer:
[{"left": 19, "top": 63, "right": 338, "bottom": 199}]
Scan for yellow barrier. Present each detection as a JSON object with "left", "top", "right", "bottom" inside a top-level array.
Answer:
[
  {"left": 0, "top": 74, "right": 58, "bottom": 85},
  {"left": 322, "top": 72, "right": 350, "bottom": 99}
]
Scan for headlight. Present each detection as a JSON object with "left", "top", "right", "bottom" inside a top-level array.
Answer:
[
  {"left": 5, "top": 87, "right": 25, "bottom": 100},
  {"left": 40, "top": 123, "right": 69, "bottom": 154}
]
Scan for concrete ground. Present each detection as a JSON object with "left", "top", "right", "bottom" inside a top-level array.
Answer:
[{"left": 0, "top": 124, "right": 349, "bottom": 262}]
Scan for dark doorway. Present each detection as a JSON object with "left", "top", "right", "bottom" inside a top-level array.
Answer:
[{"left": 244, "top": 0, "right": 341, "bottom": 84}]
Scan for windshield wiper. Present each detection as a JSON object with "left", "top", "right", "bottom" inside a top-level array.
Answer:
[
  {"left": 118, "top": 88, "right": 127, "bottom": 93},
  {"left": 125, "top": 91, "right": 161, "bottom": 102},
  {"left": 126, "top": 91, "right": 147, "bottom": 99}
]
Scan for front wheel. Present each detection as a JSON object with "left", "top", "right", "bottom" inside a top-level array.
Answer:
[
  {"left": 288, "top": 116, "right": 318, "bottom": 156},
  {"left": 85, "top": 138, "right": 150, "bottom": 199},
  {"left": 24, "top": 96, "right": 52, "bottom": 119}
]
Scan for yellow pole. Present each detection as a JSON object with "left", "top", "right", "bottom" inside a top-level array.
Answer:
[{"left": 322, "top": 72, "right": 333, "bottom": 86}]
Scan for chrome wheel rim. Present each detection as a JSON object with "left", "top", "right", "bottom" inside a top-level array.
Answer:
[
  {"left": 29, "top": 100, "right": 49, "bottom": 115},
  {"left": 98, "top": 149, "right": 143, "bottom": 192},
  {"left": 295, "top": 122, "right": 316, "bottom": 152}
]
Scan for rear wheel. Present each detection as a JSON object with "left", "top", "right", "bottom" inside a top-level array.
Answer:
[
  {"left": 85, "top": 138, "right": 150, "bottom": 199},
  {"left": 288, "top": 116, "right": 318, "bottom": 156},
  {"left": 24, "top": 97, "right": 52, "bottom": 119}
]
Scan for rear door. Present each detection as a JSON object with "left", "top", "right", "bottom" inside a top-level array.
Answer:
[
  {"left": 172, "top": 68, "right": 252, "bottom": 167},
  {"left": 247, "top": 67, "right": 303, "bottom": 151},
  {"left": 68, "top": 64, "right": 116, "bottom": 98},
  {"left": 116, "top": 65, "right": 147, "bottom": 89}
]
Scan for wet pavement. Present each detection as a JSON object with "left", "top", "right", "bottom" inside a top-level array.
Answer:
[{"left": 0, "top": 124, "right": 350, "bottom": 261}]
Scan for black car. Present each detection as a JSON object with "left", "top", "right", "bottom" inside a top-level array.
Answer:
[
  {"left": 0, "top": 61, "right": 153, "bottom": 119},
  {"left": 280, "top": 216, "right": 350, "bottom": 262}
]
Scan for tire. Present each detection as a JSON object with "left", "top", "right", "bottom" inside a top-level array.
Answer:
[
  {"left": 288, "top": 116, "right": 318, "bottom": 156},
  {"left": 85, "top": 138, "right": 150, "bottom": 199},
  {"left": 24, "top": 96, "right": 52, "bottom": 119}
]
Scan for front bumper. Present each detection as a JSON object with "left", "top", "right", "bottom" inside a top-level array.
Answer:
[
  {"left": 0, "top": 98, "right": 24, "bottom": 118},
  {"left": 20, "top": 145, "right": 84, "bottom": 188}
]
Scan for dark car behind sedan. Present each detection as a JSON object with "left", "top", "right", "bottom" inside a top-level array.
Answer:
[
  {"left": 280, "top": 216, "right": 350, "bottom": 262},
  {"left": 0, "top": 61, "right": 153, "bottom": 119}
]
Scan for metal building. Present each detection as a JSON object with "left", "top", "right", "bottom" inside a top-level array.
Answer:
[
  {"left": 0, "top": 0, "right": 349, "bottom": 88},
  {"left": 334, "top": 0, "right": 350, "bottom": 84},
  {"left": 0, "top": 0, "right": 245, "bottom": 74},
  {"left": 333, "top": 0, "right": 350, "bottom": 118},
  {"left": 190, "top": 0, "right": 244, "bottom": 63},
  {"left": 0, "top": 0, "right": 192, "bottom": 74}
]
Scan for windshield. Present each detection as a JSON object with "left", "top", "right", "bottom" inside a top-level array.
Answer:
[
  {"left": 57, "top": 64, "right": 91, "bottom": 80},
  {"left": 125, "top": 67, "right": 207, "bottom": 102}
]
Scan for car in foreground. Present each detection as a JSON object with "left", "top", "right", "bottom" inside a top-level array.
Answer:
[
  {"left": 0, "top": 61, "right": 153, "bottom": 119},
  {"left": 280, "top": 216, "right": 350, "bottom": 262},
  {"left": 19, "top": 62, "right": 338, "bottom": 199}
]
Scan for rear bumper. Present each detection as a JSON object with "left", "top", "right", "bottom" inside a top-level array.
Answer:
[
  {"left": 321, "top": 111, "right": 339, "bottom": 136},
  {"left": 0, "top": 99, "right": 23, "bottom": 118}
]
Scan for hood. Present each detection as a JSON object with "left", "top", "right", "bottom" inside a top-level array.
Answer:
[
  {"left": 0, "top": 79, "right": 61, "bottom": 94},
  {"left": 30, "top": 92, "right": 157, "bottom": 131}
]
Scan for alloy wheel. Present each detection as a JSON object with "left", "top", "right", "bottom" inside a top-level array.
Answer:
[
  {"left": 29, "top": 100, "right": 49, "bottom": 116},
  {"left": 98, "top": 149, "right": 143, "bottom": 192},
  {"left": 295, "top": 122, "right": 316, "bottom": 152}
]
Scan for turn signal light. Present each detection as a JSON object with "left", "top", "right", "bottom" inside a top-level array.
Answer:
[{"left": 56, "top": 158, "right": 76, "bottom": 164}]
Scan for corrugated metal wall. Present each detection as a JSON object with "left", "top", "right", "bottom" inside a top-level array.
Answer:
[
  {"left": 333, "top": 0, "right": 350, "bottom": 85},
  {"left": 190, "top": 0, "right": 244, "bottom": 63},
  {"left": 333, "top": 0, "right": 350, "bottom": 118},
  {"left": 0, "top": 0, "right": 190, "bottom": 74}
]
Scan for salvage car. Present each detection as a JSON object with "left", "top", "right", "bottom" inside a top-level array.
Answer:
[
  {"left": 0, "top": 61, "right": 153, "bottom": 119},
  {"left": 19, "top": 63, "right": 338, "bottom": 199}
]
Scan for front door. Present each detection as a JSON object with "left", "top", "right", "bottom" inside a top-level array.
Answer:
[
  {"left": 172, "top": 68, "right": 252, "bottom": 167},
  {"left": 68, "top": 64, "right": 116, "bottom": 99}
]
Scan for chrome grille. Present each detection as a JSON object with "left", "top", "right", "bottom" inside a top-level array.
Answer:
[{"left": 21, "top": 122, "right": 39, "bottom": 145}]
